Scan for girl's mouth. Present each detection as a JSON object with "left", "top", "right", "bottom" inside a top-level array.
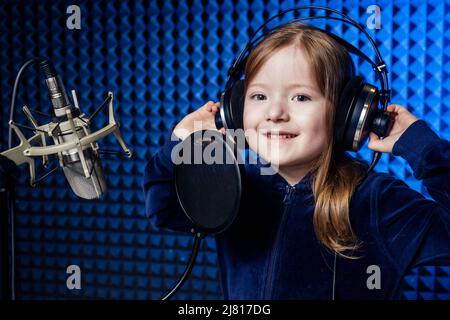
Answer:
[{"left": 263, "top": 131, "right": 299, "bottom": 141}]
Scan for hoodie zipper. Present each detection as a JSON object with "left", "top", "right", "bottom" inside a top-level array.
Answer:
[{"left": 263, "top": 184, "right": 295, "bottom": 299}]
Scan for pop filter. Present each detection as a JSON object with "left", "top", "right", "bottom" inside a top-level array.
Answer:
[
  {"left": 162, "top": 129, "right": 243, "bottom": 300},
  {"left": 174, "top": 130, "right": 242, "bottom": 235}
]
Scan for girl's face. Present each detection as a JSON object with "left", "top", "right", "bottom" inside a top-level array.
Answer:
[{"left": 243, "top": 44, "right": 329, "bottom": 173}]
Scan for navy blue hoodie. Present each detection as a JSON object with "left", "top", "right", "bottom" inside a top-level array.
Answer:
[{"left": 143, "top": 120, "right": 450, "bottom": 299}]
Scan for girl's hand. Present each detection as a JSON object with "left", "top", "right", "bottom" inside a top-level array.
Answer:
[
  {"left": 368, "top": 104, "right": 419, "bottom": 153},
  {"left": 173, "top": 101, "right": 223, "bottom": 140}
]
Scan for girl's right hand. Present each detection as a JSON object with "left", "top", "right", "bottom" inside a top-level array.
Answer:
[
  {"left": 368, "top": 104, "right": 419, "bottom": 154},
  {"left": 173, "top": 101, "right": 223, "bottom": 140}
]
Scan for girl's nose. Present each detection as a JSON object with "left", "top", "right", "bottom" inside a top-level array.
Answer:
[{"left": 265, "top": 100, "right": 290, "bottom": 122}]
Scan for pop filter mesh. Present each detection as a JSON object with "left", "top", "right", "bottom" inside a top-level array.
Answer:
[{"left": 174, "top": 130, "right": 241, "bottom": 234}]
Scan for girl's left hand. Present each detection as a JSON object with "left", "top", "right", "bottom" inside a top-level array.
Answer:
[{"left": 368, "top": 104, "right": 420, "bottom": 153}]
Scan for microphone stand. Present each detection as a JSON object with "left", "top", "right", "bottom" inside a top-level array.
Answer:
[{"left": 0, "top": 155, "right": 19, "bottom": 300}]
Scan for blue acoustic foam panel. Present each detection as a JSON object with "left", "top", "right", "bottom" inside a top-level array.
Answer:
[{"left": 0, "top": 0, "right": 448, "bottom": 299}]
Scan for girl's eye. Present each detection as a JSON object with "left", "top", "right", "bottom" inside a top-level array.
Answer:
[
  {"left": 293, "top": 95, "right": 310, "bottom": 102},
  {"left": 250, "top": 94, "right": 267, "bottom": 101}
]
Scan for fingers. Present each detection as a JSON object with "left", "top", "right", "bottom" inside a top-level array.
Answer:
[
  {"left": 368, "top": 132, "right": 383, "bottom": 152},
  {"left": 211, "top": 102, "right": 220, "bottom": 113},
  {"left": 387, "top": 103, "right": 401, "bottom": 109},
  {"left": 386, "top": 104, "right": 396, "bottom": 112},
  {"left": 387, "top": 103, "right": 406, "bottom": 114},
  {"left": 204, "top": 101, "right": 223, "bottom": 133},
  {"left": 387, "top": 103, "right": 419, "bottom": 126},
  {"left": 369, "top": 132, "right": 379, "bottom": 141},
  {"left": 205, "top": 101, "right": 214, "bottom": 112},
  {"left": 386, "top": 104, "right": 402, "bottom": 123},
  {"left": 205, "top": 101, "right": 220, "bottom": 113}
]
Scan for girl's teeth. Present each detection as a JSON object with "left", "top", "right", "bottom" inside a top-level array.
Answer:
[{"left": 268, "top": 133, "right": 296, "bottom": 138}]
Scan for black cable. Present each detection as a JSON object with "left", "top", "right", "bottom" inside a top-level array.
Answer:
[
  {"left": 0, "top": 155, "right": 19, "bottom": 300},
  {"left": 8, "top": 58, "right": 42, "bottom": 149},
  {"left": 332, "top": 251, "right": 337, "bottom": 300},
  {"left": 6, "top": 57, "right": 42, "bottom": 301},
  {"left": 161, "top": 232, "right": 203, "bottom": 300},
  {"left": 7, "top": 181, "right": 16, "bottom": 300},
  {"left": 367, "top": 151, "right": 382, "bottom": 175},
  {"left": 32, "top": 165, "right": 60, "bottom": 187},
  {"left": 27, "top": 108, "right": 52, "bottom": 118},
  {"left": 98, "top": 149, "right": 129, "bottom": 158},
  {"left": 88, "top": 94, "right": 112, "bottom": 123},
  {"left": 11, "top": 122, "right": 47, "bottom": 134}
]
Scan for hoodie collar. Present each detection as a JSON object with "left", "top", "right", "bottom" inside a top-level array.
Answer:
[{"left": 241, "top": 147, "right": 315, "bottom": 195}]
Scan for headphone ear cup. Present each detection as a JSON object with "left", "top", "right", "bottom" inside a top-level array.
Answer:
[
  {"left": 220, "top": 79, "right": 245, "bottom": 130},
  {"left": 346, "top": 83, "right": 379, "bottom": 151},
  {"left": 334, "top": 77, "right": 364, "bottom": 151},
  {"left": 334, "top": 76, "right": 380, "bottom": 152}
]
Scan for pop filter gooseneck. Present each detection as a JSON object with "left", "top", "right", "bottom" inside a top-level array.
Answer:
[{"left": 161, "top": 130, "right": 242, "bottom": 300}]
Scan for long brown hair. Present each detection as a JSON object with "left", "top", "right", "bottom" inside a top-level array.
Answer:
[{"left": 243, "top": 22, "right": 368, "bottom": 257}]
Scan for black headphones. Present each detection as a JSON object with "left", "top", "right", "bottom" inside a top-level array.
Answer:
[{"left": 215, "top": 6, "right": 394, "bottom": 154}]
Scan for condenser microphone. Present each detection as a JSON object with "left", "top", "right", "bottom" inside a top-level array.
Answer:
[{"left": 39, "top": 60, "right": 107, "bottom": 199}]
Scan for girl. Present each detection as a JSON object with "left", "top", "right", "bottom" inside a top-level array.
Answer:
[{"left": 143, "top": 23, "right": 450, "bottom": 299}]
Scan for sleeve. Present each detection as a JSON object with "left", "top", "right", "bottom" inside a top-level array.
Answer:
[
  {"left": 142, "top": 132, "right": 196, "bottom": 233},
  {"left": 374, "top": 120, "right": 450, "bottom": 271}
]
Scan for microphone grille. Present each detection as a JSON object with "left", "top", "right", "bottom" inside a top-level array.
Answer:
[{"left": 62, "top": 156, "right": 107, "bottom": 200}]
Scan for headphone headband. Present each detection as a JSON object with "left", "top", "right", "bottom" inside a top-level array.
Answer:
[{"left": 226, "top": 6, "right": 391, "bottom": 108}]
